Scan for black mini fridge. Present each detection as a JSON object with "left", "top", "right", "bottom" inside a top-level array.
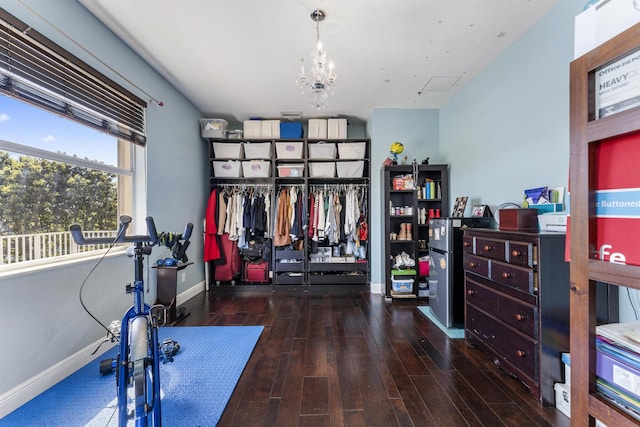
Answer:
[{"left": 428, "top": 217, "right": 495, "bottom": 328}]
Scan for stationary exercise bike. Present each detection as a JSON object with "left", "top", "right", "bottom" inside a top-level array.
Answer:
[{"left": 70, "top": 215, "right": 193, "bottom": 427}]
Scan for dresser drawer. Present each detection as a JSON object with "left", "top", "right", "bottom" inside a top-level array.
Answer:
[
  {"left": 466, "top": 305, "right": 537, "bottom": 380},
  {"left": 507, "top": 241, "right": 535, "bottom": 268},
  {"left": 490, "top": 260, "right": 535, "bottom": 294},
  {"left": 465, "top": 278, "right": 497, "bottom": 314},
  {"left": 462, "top": 236, "right": 474, "bottom": 253},
  {"left": 463, "top": 253, "right": 489, "bottom": 278},
  {"left": 475, "top": 237, "right": 506, "bottom": 261},
  {"left": 495, "top": 293, "right": 537, "bottom": 337}
]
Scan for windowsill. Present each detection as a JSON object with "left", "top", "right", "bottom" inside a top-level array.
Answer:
[{"left": 0, "top": 247, "right": 128, "bottom": 279}]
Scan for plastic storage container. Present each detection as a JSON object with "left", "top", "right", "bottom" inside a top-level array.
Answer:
[
  {"left": 212, "top": 160, "right": 242, "bottom": 177},
  {"left": 243, "top": 142, "right": 271, "bottom": 159},
  {"left": 309, "top": 162, "right": 336, "bottom": 178},
  {"left": 212, "top": 142, "right": 243, "bottom": 159},
  {"left": 391, "top": 279, "right": 414, "bottom": 293},
  {"left": 336, "top": 161, "right": 364, "bottom": 177},
  {"left": 280, "top": 122, "right": 304, "bottom": 139},
  {"left": 242, "top": 160, "right": 270, "bottom": 177},
  {"left": 277, "top": 164, "right": 304, "bottom": 177},
  {"left": 275, "top": 141, "right": 303, "bottom": 159},
  {"left": 200, "top": 118, "right": 228, "bottom": 138},
  {"left": 308, "top": 142, "right": 337, "bottom": 159},
  {"left": 338, "top": 142, "right": 366, "bottom": 159}
]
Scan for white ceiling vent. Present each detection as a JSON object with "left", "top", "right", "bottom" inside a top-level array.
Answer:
[{"left": 419, "top": 76, "right": 462, "bottom": 93}]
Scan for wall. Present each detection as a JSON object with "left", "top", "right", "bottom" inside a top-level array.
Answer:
[
  {"left": 0, "top": 0, "right": 207, "bottom": 411},
  {"left": 368, "top": 108, "right": 439, "bottom": 289},
  {"left": 439, "top": 1, "right": 583, "bottom": 213}
]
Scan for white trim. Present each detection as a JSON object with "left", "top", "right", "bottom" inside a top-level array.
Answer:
[
  {"left": 0, "top": 280, "right": 205, "bottom": 419},
  {"left": 370, "top": 281, "right": 384, "bottom": 294}
]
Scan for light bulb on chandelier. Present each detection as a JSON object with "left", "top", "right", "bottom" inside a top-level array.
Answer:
[{"left": 296, "top": 9, "right": 337, "bottom": 109}]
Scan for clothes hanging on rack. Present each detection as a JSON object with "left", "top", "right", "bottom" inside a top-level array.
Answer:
[{"left": 204, "top": 188, "right": 222, "bottom": 262}]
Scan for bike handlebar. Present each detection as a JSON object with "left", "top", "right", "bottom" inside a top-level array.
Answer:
[{"left": 70, "top": 215, "right": 159, "bottom": 246}]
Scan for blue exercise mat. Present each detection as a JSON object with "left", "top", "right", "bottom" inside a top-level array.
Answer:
[{"left": 1, "top": 326, "right": 263, "bottom": 426}]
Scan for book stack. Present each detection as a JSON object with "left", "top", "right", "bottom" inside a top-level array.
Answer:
[{"left": 596, "top": 321, "right": 640, "bottom": 421}]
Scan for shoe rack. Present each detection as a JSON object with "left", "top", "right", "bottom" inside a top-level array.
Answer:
[{"left": 381, "top": 163, "right": 449, "bottom": 298}]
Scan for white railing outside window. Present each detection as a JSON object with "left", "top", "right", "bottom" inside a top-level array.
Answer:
[{"left": 0, "top": 231, "right": 117, "bottom": 265}]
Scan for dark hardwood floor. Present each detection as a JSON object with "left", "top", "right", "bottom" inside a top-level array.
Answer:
[{"left": 176, "top": 286, "right": 571, "bottom": 427}]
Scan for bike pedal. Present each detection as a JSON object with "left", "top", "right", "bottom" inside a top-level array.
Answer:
[{"left": 99, "top": 358, "right": 116, "bottom": 375}]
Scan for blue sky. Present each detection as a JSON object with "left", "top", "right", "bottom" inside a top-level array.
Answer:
[{"left": 0, "top": 94, "right": 118, "bottom": 166}]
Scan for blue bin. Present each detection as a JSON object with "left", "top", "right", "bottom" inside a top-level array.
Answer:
[{"left": 280, "top": 122, "right": 304, "bottom": 139}]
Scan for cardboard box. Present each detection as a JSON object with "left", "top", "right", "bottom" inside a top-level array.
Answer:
[{"left": 498, "top": 208, "right": 538, "bottom": 232}]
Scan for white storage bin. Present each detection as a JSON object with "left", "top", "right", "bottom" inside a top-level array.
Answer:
[
  {"left": 212, "top": 142, "right": 243, "bottom": 159},
  {"left": 200, "top": 118, "right": 228, "bottom": 138},
  {"left": 308, "top": 142, "right": 337, "bottom": 159},
  {"left": 338, "top": 142, "right": 366, "bottom": 159},
  {"left": 308, "top": 119, "right": 328, "bottom": 139},
  {"left": 336, "top": 161, "right": 364, "bottom": 178},
  {"left": 327, "top": 118, "right": 347, "bottom": 139},
  {"left": 275, "top": 141, "right": 303, "bottom": 159},
  {"left": 242, "top": 160, "right": 270, "bottom": 177},
  {"left": 277, "top": 164, "right": 304, "bottom": 177},
  {"left": 244, "top": 142, "right": 271, "bottom": 159},
  {"left": 309, "top": 162, "right": 335, "bottom": 178},
  {"left": 212, "top": 160, "right": 242, "bottom": 177}
]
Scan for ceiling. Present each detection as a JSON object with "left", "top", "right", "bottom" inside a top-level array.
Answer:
[{"left": 79, "top": 0, "right": 560, "bottom": 125}]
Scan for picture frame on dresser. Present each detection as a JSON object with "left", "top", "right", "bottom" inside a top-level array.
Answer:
[{"left": 452, "top": 196, "right": 468, "bottom": 217}]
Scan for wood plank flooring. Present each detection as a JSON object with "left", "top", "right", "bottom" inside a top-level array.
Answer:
[{"left": 177, "top": 286, "right": 571, "bottom": 427}]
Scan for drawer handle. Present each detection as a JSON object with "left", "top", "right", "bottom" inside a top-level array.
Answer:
[
  {"left": 469, "top": 262, "right": 477, "bottom": 268},
  {"left": 467, "top": 290, "right": 476, "bottom": 296},
  {"left": 483, "top": 245, "right": 492, "bottom": 251},
  {"left": 511, "top": 250, "right": 521, "bottom": 257},
  {"left": 463, "top": 241, "right": 470, "bottom": 247},
  {"left": 502, "top": 272, "right": 511, "bottom": 279},
  {"left": 515, "top": 313, "right": 525, "bottom": 321},
  {"left": 516, "top": 350, "right": 526, "bottom": 358}
]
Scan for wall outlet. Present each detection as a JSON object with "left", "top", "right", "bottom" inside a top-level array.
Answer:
[{"left": 181, "top": 272, "right": 187, "bottom": 283}]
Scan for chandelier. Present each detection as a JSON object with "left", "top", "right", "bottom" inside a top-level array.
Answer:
[{"left": 296, "top": 9, "right": 336, "bottom": 109}]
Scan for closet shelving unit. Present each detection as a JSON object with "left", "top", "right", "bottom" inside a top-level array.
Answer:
[
  {"left": 381, "top": 164, "right": 448, "bottom": 298},
  {"left": 570, "top": 22, "right": 640, "bottom": 427},
  {"left": 207, "top": 136, "right": 371, "bottom": 289}
]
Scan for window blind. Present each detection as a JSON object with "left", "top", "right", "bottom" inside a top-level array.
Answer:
[{"left": 0, "top": 8, "right": 147, "bottom": 145}]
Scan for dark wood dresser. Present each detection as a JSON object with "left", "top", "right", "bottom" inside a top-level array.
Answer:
[{"left": 462, "top": 228, "right": 570, "bottom": 405}]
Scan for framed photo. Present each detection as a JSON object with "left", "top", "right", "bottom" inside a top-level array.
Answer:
[
  {"left": 471, "top": 205, "right": 486, "bottom": 217},
  {"left": 452, "top": 196, "right": 468, "bottom": 217}
]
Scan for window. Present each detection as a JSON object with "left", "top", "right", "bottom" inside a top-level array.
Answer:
[{"left": 0, "top": 9, "right": 146, "bottom": 268}]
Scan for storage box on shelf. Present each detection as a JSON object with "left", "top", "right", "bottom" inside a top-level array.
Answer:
[
  {"left": 275, "top": 141, "right": 303, "bottom": 159},
  {"left": 309, "top": 162, "right": 335, "bottom": 178},
  {"left": 277, "top": 164, "right": 304, "bottom": 177},
  {"left": 242, "top": 160, "right": 270, "bottom": 177},
  {"left": 212, "top": 160, "right": 242, "bottom": 177},
  {"left": 243, "top": 142, "right": 271, "bottom": 159},
  {"left": 200, "top": 118, "right": 228, "bottom": 138},
  {"left": 308, "top": 142, "right": 337, "bottom": 159},
  {"left": 212, "top": 142, "right": 243, "bottom": 159}
]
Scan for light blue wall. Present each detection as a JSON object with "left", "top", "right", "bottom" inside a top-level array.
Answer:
[
  {"left": 0, "top": 0, "right": 207, "bottom": 397},
  {"left": 439, "top": 1, "right": 583, "bottom": 213},
  {"left": 368, "top": 108, "right": 439, "bottom": 286}
]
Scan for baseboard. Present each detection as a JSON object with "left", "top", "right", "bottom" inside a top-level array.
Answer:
[
  {"left": 369, "top": 281, "right": 384, "bottom": 294},
  {"left": 177, "top": 280, "right": 205, "bottom": 306},
  {"left": 0, "top": 280, "right": 205, "bottom": 419}
]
